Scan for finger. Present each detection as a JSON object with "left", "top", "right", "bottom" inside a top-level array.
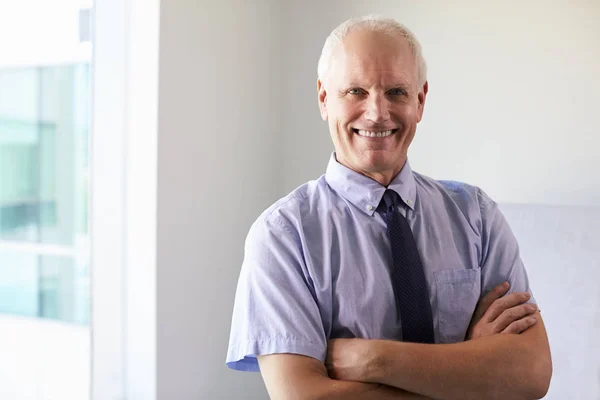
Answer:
[
  {"left": 485, "top": 291, "right": 531, "bottom": 322},
  {"left": 493, "top": 303, "right": 538, "bottom": 332},
  {"left": 472, "top": 281, "right": 510, "bottom": 323},
  {"left": 501, "top": 315, "right": 538, "bottom": 334}
]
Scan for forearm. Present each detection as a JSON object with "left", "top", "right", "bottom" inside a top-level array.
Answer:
[
  {"left": 366, "top": 333, "right": 550, "bottom": 400},
  {"left": 259, "top": 353, "right": 432, "bottom": 400},
  {"left": 283, "top": 376, "right": 431, "bottom": 400}
]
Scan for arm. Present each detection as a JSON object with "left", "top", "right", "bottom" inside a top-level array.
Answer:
[
  {"left": 229, "top": 214, "right": 430, "bottom": 398},
  {"left": 363, "top": 312, "right": 551, "bottom": 400},
  {"left": 327, "top": 285, "right": 549, "bottom": 399},
  {"left": 360, "top": 189, "right": 547, "bottom": 399},
  {"left": 369, "top": 192, "right": 553, "bottom": 399},
  {"left": 258, "top": 353, "right": 432, "bottom": 400}
]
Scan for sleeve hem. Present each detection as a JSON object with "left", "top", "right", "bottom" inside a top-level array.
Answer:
[{"left": 226, "top": 338, "right": 326, "bottom": 372}]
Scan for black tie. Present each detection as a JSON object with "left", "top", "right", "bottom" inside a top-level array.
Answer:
[{"left": 380, "top": 189, "right": 435, "bottom": 344}]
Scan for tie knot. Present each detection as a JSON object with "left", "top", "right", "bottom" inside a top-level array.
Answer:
[{"left": 381, "top": 189, "right": 401, "bottom": 211}]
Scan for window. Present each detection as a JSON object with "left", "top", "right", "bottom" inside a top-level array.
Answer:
[
  {"left": 0, "top": 1, "right": 92, "bottom": 399},
  {"left": 0, "top": 64, "right": 90, "bottom": 324},
  {"left": 1, "top": 1, "right": 159, "bottom": 398}
]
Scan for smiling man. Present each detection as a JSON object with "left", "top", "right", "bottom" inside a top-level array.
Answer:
[{"left": 226, "top": 16, "right": 551, "bottom": 400}]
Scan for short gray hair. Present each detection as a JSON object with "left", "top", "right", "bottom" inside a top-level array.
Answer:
[{"left": 317, "top": 15, "right": 427, "bottom": 87}]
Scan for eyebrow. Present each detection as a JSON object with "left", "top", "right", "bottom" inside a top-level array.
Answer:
[{"left": 343, "top": 81, "right": 411, "bottom": 89}]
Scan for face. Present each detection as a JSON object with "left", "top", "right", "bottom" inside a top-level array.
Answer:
[{"left": 318, "top": 29, "right": 428, "bottom": 185}]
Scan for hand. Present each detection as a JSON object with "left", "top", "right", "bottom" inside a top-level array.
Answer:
[
  {"left": 325, "top": 338, "right": 374, "bottom": 382},
  {"left": 466, "top": 281, "right": 538, "bottom": 340}
]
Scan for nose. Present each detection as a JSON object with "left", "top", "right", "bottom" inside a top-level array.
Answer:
[{"left": 364, "top": 94, "right": 390, "bottom": 124}]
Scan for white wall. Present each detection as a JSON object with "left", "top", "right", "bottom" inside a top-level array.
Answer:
[
  {"left": 157, "top": 1, "right": 280, "bottom": 398},
  {"left": 281, "top": 0, "right": 600, "bottom": 208},
  {"left": 501, "top": 204, "right": 600, "bottom": 399}
]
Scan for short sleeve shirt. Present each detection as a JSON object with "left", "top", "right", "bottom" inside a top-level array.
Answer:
[{"left": 226, "top": 154, "right": 535, "bottom": 372}]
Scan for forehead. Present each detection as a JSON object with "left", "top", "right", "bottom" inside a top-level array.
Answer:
[{"left": 330, "top": 29, "right": 416, "bottom": 86}]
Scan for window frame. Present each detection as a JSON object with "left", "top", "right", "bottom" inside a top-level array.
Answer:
[{"left": 91, "top": 0, "right": 158, "bottom": 398}]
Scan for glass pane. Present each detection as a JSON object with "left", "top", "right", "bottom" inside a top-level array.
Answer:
[
  {"left": 0, "top": 64, "right": 90, "bottom": 246},
  {"left": 0, "top": 251, "right": 89, "bottom": 324}
]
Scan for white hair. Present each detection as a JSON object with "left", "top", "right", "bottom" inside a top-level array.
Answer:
[{"left": 317, "top": 15, "right": 427, "bottom": 87}]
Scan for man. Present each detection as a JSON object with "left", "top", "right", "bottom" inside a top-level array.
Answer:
[{"left": 227, "top": 16, "right": 552, "bottom": 399}]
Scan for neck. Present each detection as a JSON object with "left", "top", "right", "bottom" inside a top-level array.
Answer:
[
  {"left": 362, "top": 170, "right": 398, "bottom": 187},
  {"left": 335, "top": 154, "right": 407, "bottom": 187}
]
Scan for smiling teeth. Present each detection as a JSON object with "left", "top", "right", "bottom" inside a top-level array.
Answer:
[{"left": 357, "top": 130, "right": 393, "bottom": 138}]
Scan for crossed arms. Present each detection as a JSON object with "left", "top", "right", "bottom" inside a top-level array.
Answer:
[{"left": 258, "top": 283, "right": 552, "bottom": 400}]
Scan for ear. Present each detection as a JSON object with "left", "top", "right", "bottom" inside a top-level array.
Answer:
[
  {"left": 416, "top": 80, "right": 428, "bottom": 123},
  {"left": 317, "top": 79, "right": 328, "bottom": 121}
]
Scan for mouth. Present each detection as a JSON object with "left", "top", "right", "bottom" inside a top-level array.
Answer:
[{"left": 352, "top": 128, "right": 399, "bottom": 138}]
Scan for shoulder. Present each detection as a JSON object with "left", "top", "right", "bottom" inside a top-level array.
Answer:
[
  {"left": 414, "top": 171, "right": 495, "bottom": 210},
  {"left": 249, "top": 175, "right": 330, "bottom": 236},
  {"left": 242, "top": 175, "right": 334, "bottom": 268},
  {"left": 412, "top": 172, "right": 499, "bottom": 233}
]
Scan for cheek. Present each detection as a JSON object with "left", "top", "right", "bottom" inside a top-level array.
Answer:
[
  {"left": 336, "top": 101, "right": 362, "bottom": 123},
  {"left": 395, "top": 103, "right": 419, "bottom": 124}
]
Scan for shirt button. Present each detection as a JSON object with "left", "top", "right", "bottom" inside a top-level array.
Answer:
[
  {"left": 407, "top": 200, "right": 413, "bottom": 205},
  {"left": 367, "top": 205, "right": 374, "bottom": 211}
]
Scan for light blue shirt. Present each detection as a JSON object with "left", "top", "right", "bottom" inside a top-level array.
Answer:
[{"left": 226, "top": 153, "right": 535, "bottom": 372}]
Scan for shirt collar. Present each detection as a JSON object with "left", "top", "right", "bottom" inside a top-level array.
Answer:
[{"left": 325, "top": 152, "right": 417, "bottom": 216}]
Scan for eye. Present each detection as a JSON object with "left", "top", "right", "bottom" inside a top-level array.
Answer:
[
  {"left": 348, "top": 88, "right": 365, "bottom": 95},
  {"left": 388, "top": 88, "right": 406, "bottom": 96}
]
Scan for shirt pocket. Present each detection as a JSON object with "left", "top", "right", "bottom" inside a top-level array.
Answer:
[{"left": 434, "top": 268, "right": 481, "bottom": 344}]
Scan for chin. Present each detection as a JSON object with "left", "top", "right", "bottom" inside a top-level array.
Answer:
[
  {"left": 355, "top": 160, "right": 390, "bottom": 174},
  {"left": 360, "top": 154, "right": 406, "bottom": 174},
  {"left": 361, "top": 154, "right": 396, "bottom": 168}
]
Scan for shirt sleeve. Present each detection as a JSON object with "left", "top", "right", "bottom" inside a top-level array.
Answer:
[
  {"left": 226, "top": 211, "right": 327, "bottom": 372},
  {"left": 478, "top": 189, "right": 536, "bottom": 304}
]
